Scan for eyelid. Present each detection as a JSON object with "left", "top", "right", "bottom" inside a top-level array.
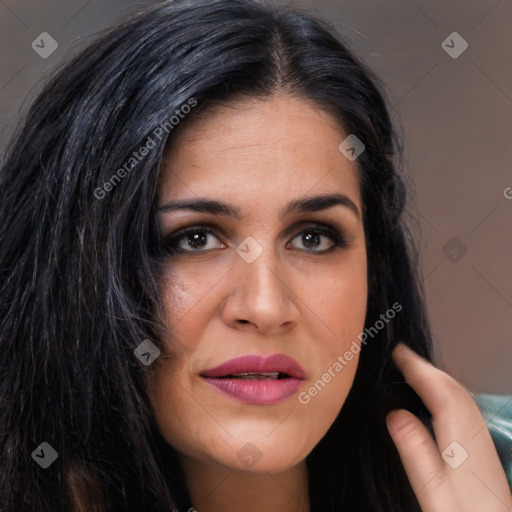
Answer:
[{"left": 163, "top": 222, "right": 226, "bottom": 243}]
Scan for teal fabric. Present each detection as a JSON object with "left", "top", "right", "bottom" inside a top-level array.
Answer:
[{"left": 474, "top": 394, "right": 512, "bottom": 490}]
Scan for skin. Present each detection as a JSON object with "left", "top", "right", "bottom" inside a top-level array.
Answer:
[
  {"left": 388, "top": 344, "right": 512, "bottom": 512},
  {"left": 148, "top": 94, "right": 512, "bottom": 512},
  {"left": 150, "top": 94, "right": 367, "bottom": 512}
]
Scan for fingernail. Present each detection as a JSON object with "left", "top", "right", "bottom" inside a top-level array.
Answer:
[
  {"left": 392, "top": 341, "right": 408, "bottom": 355},
  {"left": 391, "top": 342, "right": 412, "bottom": 368}
]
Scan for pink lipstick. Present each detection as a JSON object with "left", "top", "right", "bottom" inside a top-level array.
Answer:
[{"left": 200, "top": 353, "right": 305, "bottom": 405}]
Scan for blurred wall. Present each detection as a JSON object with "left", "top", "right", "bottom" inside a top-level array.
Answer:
[{"left": 1, "top": 0, "right": 511, "bottom": 393}]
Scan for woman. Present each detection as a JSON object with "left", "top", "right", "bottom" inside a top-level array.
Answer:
[{"left": 1, "top": 0, "right": 511, "bottom": 511}]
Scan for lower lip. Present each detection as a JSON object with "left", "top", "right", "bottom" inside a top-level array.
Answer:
[{"left": 201, "top": 377, "right": 303, "bottom": 405}]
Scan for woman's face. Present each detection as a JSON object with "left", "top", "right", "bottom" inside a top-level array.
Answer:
[{"left": 149, "top": 94, "right": 368, "bottom": 474}]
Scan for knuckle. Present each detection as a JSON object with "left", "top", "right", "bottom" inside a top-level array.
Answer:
[{"left": 393, "top": 415, "right": 426, "bottom": 449}]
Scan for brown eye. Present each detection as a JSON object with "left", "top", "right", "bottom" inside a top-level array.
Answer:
[
  {"left": 163, "top": 225, "right": 225, "bottom": 255},
  {"left": 287, "top": 224, "right": 348, "bottom": 253}
]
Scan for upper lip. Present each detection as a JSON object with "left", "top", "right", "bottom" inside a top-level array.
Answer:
[{"left": 200, "top": 353, "right": 306, "bottom": 379}]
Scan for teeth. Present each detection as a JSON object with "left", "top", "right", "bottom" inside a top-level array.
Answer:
[
  {"left": 226, "top": 372, "right": 281, "bottom": 380},
  {"left": 232, "top": 372, "right": 279, "bottom": 377}
]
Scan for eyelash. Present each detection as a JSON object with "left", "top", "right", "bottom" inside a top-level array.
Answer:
[{"left": 162, "top": 222, "right": 349, "bottom": 256}]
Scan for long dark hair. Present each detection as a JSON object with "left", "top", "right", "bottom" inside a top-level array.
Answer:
[{"left": 0, "top": 0, "right": 434, "bottom": 510}]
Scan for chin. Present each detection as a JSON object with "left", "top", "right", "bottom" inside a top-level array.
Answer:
[
  {"left": 170, "top": 424, "right": 313, "bottom": 475},
  {"left": 212, "top": 446, "right": 307, "bottom": 475}
]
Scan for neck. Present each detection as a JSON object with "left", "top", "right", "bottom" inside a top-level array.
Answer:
[{"left": 181, "top": 456, "right": 310, "bottom": 512}]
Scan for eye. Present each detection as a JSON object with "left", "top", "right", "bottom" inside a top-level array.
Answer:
[
  {"left": 163, "top": 224, "right": 225, "bottom": 254},
  {"left": 286, "top": 223, "right": 347, "bottom": 253}
]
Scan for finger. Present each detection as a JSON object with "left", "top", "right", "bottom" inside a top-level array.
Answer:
[
  {"left": 387, "top": 409, "right": 456, "bottom": 512},
  {"left": 392, "top": 342, "right": 493, "bottom": 456},
  {"left": 392, "top": 343, "right": 482, "bottom": 434},
  {"left": 392, "top": 343, "right": 512, "bottom": 509}
]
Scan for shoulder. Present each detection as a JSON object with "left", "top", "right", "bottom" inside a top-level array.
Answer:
[{"left": 474, "top": 393, "right": 512, "bottom": 490}]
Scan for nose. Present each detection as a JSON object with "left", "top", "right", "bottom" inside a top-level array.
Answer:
[{"left": 221, "top": 245, "right": 299, "bottom": 336}]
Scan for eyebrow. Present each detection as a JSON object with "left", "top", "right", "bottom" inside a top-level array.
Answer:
[{"left": 158, "top": 193, "right": 361, "bottom": 220}]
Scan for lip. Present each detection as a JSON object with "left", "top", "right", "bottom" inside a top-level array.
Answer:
[
  {"left": 201, "top": 353, "right": 306, "bottom": 379},
  {"left": 200, "top": 353, "right": 305, "bottom": 405}
]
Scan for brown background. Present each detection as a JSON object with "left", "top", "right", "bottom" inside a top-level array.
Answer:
[{"left": 1, "top": 0, "right": 510, "bottom": 393}]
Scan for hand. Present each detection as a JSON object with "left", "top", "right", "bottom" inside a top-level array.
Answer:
[{"left": 386, "top": 342, "right": 512, "bottom": 512}]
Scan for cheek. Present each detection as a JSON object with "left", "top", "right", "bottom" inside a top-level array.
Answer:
[
  {"left": 295, "top": 254, "right": 367, "bottom": 417},
  {"left": 148, "top": 369, "right": 231, "bottom": 471},
  {"left": 296, "top": 352, "right": 359, "bottom": 446},
  {"left": 158, "top": 267, "right": 220, "bottom": 351},
  {"left": 298, "top": 282, "right": 366, "bottom": 413},
  {"left": 300, "top": 253, "right": 368, "bottom": 356}
]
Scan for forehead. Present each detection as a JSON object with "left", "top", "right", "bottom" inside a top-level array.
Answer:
[{"left": 158, "top": 94, "right": 361, "bottom": 210}]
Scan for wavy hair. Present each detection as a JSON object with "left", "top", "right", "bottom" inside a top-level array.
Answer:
[{"left": 0, "top": 0, "right": 434, "bottom": 510}]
